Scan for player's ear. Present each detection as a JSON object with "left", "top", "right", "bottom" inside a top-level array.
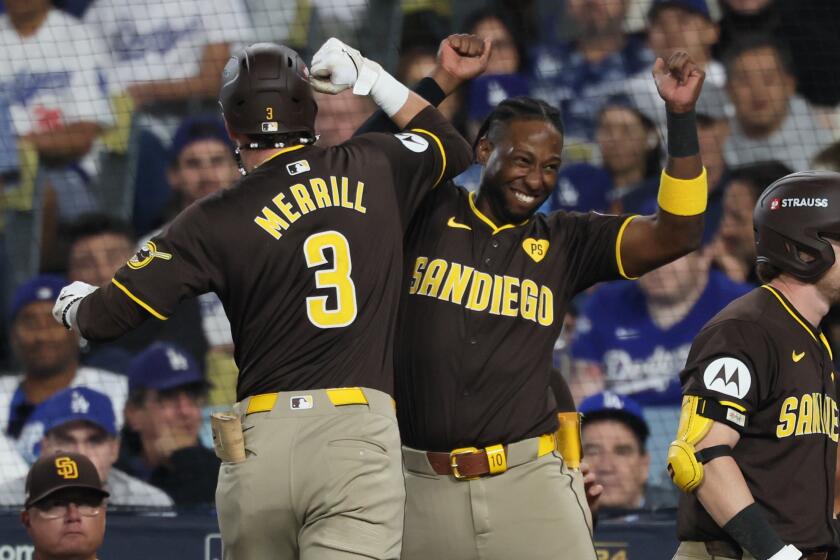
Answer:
[{"left": 475, "top": 137, "right": 493, "bottom": 165}]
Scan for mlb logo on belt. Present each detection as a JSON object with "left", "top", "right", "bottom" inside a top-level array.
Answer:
[
  {"left": 290, "top": 395, "right": 313, "bottom": 410},
  {"left": 287, "top": 160, "right": 310, "bottom": 176}
]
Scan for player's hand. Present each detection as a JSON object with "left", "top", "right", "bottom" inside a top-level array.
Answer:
[
  {"left": 431, "top": 34, "right": 492, "bottom": 95},
  {"left": 580, "top": 461, "right": 604, "bottom": 514},
  {"left": 52, "top": 281, "right": 98, "bottom": 330},
  {"left": 310, "top": 37, "right": 382, "bottom": 96},
  {"left": 652, "top": 50, "right": 705, "bottom": 114}
]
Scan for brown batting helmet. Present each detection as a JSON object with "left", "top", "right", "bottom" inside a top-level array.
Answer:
[
  {"left": 219, "top": 43, "right": 317, "bottom": 144},
  {"left": 753, "top": 171, "right": 840, "bottom": 281}
]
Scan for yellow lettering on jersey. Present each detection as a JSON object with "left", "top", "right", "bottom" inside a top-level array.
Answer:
[
  {"left": 795, "top": 394, "right": 813, "bottom": 435},
  {"left": 776, "top": 396, "right": 797, "bottom": 438},
  {"left": 408, "top": 256, "right": 555, "bottom": 327},
  {"left": 254, "top": 207, "right": 290, "bottom": 240},
  {"left": 439, "top": 263, "right": 474, "bottom": 304},
  {"left": 465, "top": 271, "right": 492, "bottom": 312},
  {"left": 538, "top": 286, "right": 554, "bottom": 326},
  {"left": 812, "top": 393, "right": 822, "bottom": 435},
  {"left": 310, "top": 178, "right": 332, "bottom": 209},
  {"left": 354, "top": 182, "right": 367, "bottom": 213},
  {"left": 501, "top": 276, "right": 519, "bottom": 317},
  {"left": 289, "top": 184, "right": 316, "bottom": 214},
  {"left": 521, "top": 279, "right": 539, "bottom": 321},
  {"left": 338, "top": 176, "right": 354, "bottom": 209},
  {"left": 489, "top": 274, "right": 504, "bottom": 315},
  {"left": 418, "top": 259, "right": 447, "bottom": 298},
  {"left": 273, "top": 192, "right": 301, "bottom": 224},
  {"left": 409, "top": 257, "right": 428, "bottom": 295},
  {"left": 832, "top": 399, "right": 839, "bottom": 442},
  {"left": 329, "top": 176, "right": 342, "bottom": 205}
]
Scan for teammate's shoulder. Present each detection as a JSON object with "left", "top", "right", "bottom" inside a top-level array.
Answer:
[{"left": 703, "top": 286, "right": 766, "bottom": 325}]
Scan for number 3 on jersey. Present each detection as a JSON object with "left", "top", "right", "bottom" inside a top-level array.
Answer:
[{"left": 303, "top": 231, "right": 358, "bottom": 328}]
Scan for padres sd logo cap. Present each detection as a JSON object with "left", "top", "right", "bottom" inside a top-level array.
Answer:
[{"left": 24, "top": 452, "right": 109, "bottom": 508}]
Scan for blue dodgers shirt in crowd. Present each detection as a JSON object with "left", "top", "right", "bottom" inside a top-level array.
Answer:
[
  {"left": 571, "top": 270, "right": 752, "bottom": 405},
  {"left": 529, "top": 35, "right": 653, "bottom": 141},
  {"left": 540, "top": 163, "right": 613, "bottom": 214}
]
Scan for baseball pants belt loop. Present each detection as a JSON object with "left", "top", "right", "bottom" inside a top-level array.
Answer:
[
  {"left": 419, "top": 433, "right": 555, "bottom": 479},
  {"left": 701, "top": 541, "right": 827, "bottom": 560}
]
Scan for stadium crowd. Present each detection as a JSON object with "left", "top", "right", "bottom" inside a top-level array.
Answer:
[{"left": 1, "top": 0, "right": 840, "bottom": 515}]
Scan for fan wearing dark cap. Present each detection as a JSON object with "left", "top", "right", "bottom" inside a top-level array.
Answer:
[
  {"left": 579, "top": 392, "right": 673, "bottom": 511},
  {"left": 0, "top": 387, "right": 172, "bottom": 508},
  {"left": 116, "top": 343, "right": 218, "bottom": 507},
  {"left": 0, "top": 275, "right": 127, "bottom": 440},
  {"left": 20, "top": 452, "right": 108, "bottom": 560}
]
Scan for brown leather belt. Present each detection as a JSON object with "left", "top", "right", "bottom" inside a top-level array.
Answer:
[
  {"left": 423, "top": 434, "right": 556, "bottom": 480},
  {"left": 705, "top": 541, "right": 827, "bottom": 560}
]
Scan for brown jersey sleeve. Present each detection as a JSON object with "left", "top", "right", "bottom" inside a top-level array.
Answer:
[
  {"left": 681, "top": 319, "right": 776, "bottom": 417},
  {"left": 552, "top": 211, "right": 636, "bottom": 294},
  {"left": 76, "top": 202, "right": 222, "bottom": 340},
  {"left": 350, "top": 105, "right": 471, "bottom": 225}
]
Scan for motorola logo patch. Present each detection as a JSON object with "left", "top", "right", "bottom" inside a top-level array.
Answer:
[{"left": 703, "top": 357, "right": 751, "bottom": 399}]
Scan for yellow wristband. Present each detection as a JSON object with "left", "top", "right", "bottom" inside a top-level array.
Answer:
[{"left": 657, "top": 167, "right": 708, "bottom": 216}]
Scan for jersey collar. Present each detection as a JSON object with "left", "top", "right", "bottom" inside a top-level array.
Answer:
[
  {"left": 255, "top": 144, "right": 307, "bottom": 168},
  {"left": 761, "top": 284, "right": 833, "bottom": 359},
  {"left": 467, "top": 193, "right": 529, "bottom": 235}
]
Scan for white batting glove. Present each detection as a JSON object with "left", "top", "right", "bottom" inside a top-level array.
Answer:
[
  {"left": 768, "top": 545, "right": 802, "bottom": 560},
  {"left": 52, "top": 281, "right": 98, "bottom": 331},
  {"left": 309, "top": 37, "right": 408, "bottom": 116}
]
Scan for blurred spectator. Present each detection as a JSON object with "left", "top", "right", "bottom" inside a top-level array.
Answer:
[
  {"left": 65, "top": 214, "right": 135, "bottom": 289},
  {"left": 540, "top": 164, "right": 613, "bottom": 214},
  {"left": 579, "top": 391, "right": 673, "bottom": 510},
  {"left": 117, "top": 343, "right": 218, "bottom": 506},
  {"left": 0, "top": 0, "right": 115, "bottom": 220},
  {"left": 597, "top": 97, "right": 663, "bottom": 213},
  {"left": 314, "top": 90, "right": 376, "bottom": 148},
  {"left": 710, "top": 160, "right": 793, "bottom": 284},
  {"left": 718, "top": 0, "right": 840, "bottom": 108},
  {"left": 694, "top": 82, "right": 734, "bottom": 244},
  {"left": 0, "top": 431, "right": 28, "bottom": 484},
  {"left": 1, "top": 387, "right": 172, "bottom": 507},
  {"left": 723, "top": 34, "right": 833, "bottom": 171},
  {"left": 463, "top": 7, "right": 525, "bottom": 76},
  {"left": 626, "top": 0, "right": 725, "bottom": 135},
  {"left": 84, "top": 0, "right": 252, "bottom": 110},
  {"left": 18, "top": 452, "right": 108, "bottom": 559},
  {"left": 529, "top": 0, "right": 654, "bottom": 142},
  {"left": 0, "top": 275, "right": 127, "bottom": 439},
  {"left": 570, "top": 241, "right": 751, "bottom": 405}
]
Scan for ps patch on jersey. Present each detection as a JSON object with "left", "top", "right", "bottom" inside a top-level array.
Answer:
[
  {"left": 394, "top": 132, "right": 429, "bottom": 153},
  {"left": 287, "top": 159, "right": 310, "bottom": 176},
  {"left": 703, "top": 357, "right": 751, "bottom": 399},
  {"left": 290, "top": 395, "right": 313, "bottom": 410}
]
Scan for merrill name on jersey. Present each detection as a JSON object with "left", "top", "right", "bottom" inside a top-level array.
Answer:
[
  {"left": 409, "top": 256, "right": 554, "bottom": 326},
  {"left": 255, "top": 176, "right": 367, "bottom": 239}
]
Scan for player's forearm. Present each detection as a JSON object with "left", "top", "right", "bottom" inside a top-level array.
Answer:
[
  {"left": 354, "top": 77, "right": 447, "bottom": 136},
  {"left": 389, "top": 91, "right": 431, "bottom": 130},
  {"left": 405, "top": 105, "right": 472, "bottom": 180},
  {"left": 76, "top": 282, "right": 151, "bottom": 341},
  {"left": 696, "top": 457, "right": 755, "bottom": 526}
]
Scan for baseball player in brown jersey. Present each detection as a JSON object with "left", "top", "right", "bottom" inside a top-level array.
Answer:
[
  {"left": 50, "top": 40, "right": 472, "bottom": 559},
  {"left": 668, "top": 171, "right": 840, "bottom": 560},
  {"left": 358, "top": 48, "right": 709, "bottom": 558}
]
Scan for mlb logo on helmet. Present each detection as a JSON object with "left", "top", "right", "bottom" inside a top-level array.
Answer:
[
  {"left": 290, "top": 395, "right": 313, "bottom": 410},
  {"left": 770, "top": 198, "right": 781, "bottom": 210}
]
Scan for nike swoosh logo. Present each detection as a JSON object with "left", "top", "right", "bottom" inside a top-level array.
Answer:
[
  {"left": 57, "top": 294, "right": 75, "bottom": 301},
  {"left": 792, "top": 350, "right": 805, "bottom": 363},
  {"left": 447, "top": 217, "right": 471, "bottom": 231}
]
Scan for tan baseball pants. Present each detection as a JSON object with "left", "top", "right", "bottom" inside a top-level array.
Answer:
[{"left": 216, "top": 387, "right": 405, "bottom": 560}]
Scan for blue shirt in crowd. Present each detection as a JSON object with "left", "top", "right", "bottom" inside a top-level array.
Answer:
[
  {"left": 571, "top": 270, "right": 752, "bottom": 405},
  {"left": 529, "top": 36, "right": 653, "bottom": 141}
]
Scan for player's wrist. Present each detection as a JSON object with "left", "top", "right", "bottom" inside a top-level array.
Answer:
[
  {"left": 723, "top": 503, "right": 798, "bottom": 560},
  {"left": 666, "top": 108, "right": 699, "bottom": 157},
  {"left": 429, "top": 66, "right": 461, "bottom": 96},
  {"left": 359, "top": 64, "right": 409, "bottom": 118}
]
